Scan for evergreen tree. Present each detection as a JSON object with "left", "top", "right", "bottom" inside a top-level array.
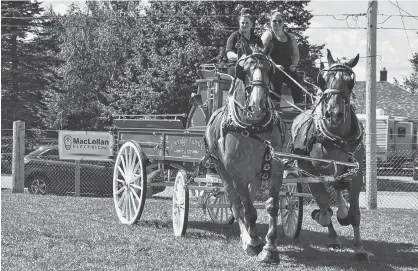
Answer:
[{"left": 1, "top": 1, "right": 62, "bottom": 129}]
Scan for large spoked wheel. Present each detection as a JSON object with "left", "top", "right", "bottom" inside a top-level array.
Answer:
[
  {"left": 280, "top": 175, "right": 303, "bottom": 239},
  {"left": 173, "top": 170, "right": 189, "bottom": 237},
  {"left": 207, "top": 192, "right": 235, "bottom": 225},
  {"left": 113, "top": 141, "right": 147, "bottom": 225}
]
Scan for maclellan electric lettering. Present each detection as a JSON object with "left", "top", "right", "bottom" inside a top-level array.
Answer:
[{"left": 72, "top": 138, "right": 109, "bottom": 149}]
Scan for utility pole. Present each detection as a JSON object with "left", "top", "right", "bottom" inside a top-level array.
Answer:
[{"left": 365, "top": 0, "right": 378, "bottom": 209}]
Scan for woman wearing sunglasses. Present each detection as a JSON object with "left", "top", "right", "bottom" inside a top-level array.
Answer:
[{"left": 261, "top": 10, "right": 304, "bottom": 107}]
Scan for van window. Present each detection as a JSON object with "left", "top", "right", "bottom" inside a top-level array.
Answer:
[{"left": 397, "top": 127, "right": 406, "bottom": 138}]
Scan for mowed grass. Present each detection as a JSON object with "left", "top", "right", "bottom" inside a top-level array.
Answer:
[{"left": 1, "top": 190, "right": 418, "bottom": 271}]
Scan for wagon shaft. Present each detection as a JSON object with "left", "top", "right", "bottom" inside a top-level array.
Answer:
[{"left": 274, "top": 151, "right": 358, "bottom": 167}]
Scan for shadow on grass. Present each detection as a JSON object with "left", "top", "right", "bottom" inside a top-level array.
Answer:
[{"left": 188, "top": 221, "right": 418, "bottom": 271}]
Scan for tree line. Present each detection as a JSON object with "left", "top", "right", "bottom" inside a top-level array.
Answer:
[{"left": 5, "top": 1, "right": 415, "bottom": 131}]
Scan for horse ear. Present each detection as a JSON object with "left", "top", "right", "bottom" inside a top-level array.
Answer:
[
  {"left": 327, "top": 49, "right": 335, "bottom": 66},
  {"left": 347, "top": 53, "right": 360, "bottom": 68},
  {"left": 318, "top": 76, "right": 326, "bottom": 90},
  {"left": 320, "top": 61, "right": 325, "bottom": 70}
]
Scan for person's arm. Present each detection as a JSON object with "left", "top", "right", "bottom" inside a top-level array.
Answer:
[
  {"left": 289, "top": 33, "right": 300, "bottom": 71},
  {"left": 226, "top": 32, "right": 238, "bottom": 62},
  {"left": 227, "top": 51, "right": 238, "bottom": 62},
  {"left": 261, "top": 31, "right": 283, "bottom": 71},
  {"left": 261, "top": 31, "right": 273, "bottom": 55}
]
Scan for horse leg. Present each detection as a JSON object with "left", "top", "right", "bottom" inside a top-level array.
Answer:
[
  {"left": 326, "top": 221, "right": 341, "bottom": 249},
  {"left": 235, "top": 181, "right": 264, "bottom": 255},
  {"left": 257, "top": 158, "right": 283, "bottom": 264},
  {"left": 215, "top": 161, "right": 263, "bottom": 256},
  {"left": 308, "top": 182, "right": 333, "bottom": 227},
  {"left": 348, "top": 175, "right": 368, "bottom": 260},
  {"left": 308, "top": 182, "right": 340, "bottom": 248},
  {"left": 321, "top": 188, "right": 350, "bottom": 250},
  {"left": 335, "top": 188, "right": 350, "bottom": 226},
  {"left": 249, "top": 180, "right": 262, "bottom": 202},
  {"left": 297, "top": 158, "right": 333, "bottom": 227}
]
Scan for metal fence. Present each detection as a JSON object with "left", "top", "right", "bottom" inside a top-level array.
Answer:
[
  {"left": 1, "top": 129, "right": 115, "bottom": 197},
  {"left": 1, "top": 129, "right": 417, "bottom": 209}
]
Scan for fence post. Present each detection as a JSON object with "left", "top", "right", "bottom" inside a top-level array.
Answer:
[
  {"left": 12, "top": 121, "right": 25, "bottom": 193},
  {"left": 75, "top": 160, "right": 80, "bottom": 197}
]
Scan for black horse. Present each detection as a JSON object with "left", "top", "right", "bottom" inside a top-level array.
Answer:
[{"left": 291, "top": 49, "right": 367, "bottom": 260}]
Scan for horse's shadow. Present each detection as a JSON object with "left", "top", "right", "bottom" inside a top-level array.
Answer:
[{"left": 187, "top": 221, "right": 418, "bottom": 271}]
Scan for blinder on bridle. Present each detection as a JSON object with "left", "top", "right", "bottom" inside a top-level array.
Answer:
[
  {"left": 237, "top": 53, "right": 275, "bottom": 97},
  {"left": 317, "top": 63, "right": 356, "bottom": 102}
]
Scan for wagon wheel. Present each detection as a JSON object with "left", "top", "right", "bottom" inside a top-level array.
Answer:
[
  {"left": 113, "top": 141, "right": 147, "bottom": 225},
  {"left": 207, "top": 192, "right": 235, "bottom": 225},
  {"left": 280, "top": 174, "right": 303, "bottom": 239},
  {"left": 173, "top": 170, "right": 189, "bottom": 237}
]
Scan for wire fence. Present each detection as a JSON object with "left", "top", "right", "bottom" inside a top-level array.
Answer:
[{"left": 1, "top": 130, "right": 417, "bottom": 209}]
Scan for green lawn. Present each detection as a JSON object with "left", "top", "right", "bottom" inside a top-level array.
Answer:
[{"left": 1, "top": 190, "right": 417, "bottom": 271}]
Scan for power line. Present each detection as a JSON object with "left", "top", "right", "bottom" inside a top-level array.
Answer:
[
  {"left": 387, "top": 0, "right": 418, "bottom": 21},
  {"left": 378, "top": 14, "right": 418, "bottom": 18},
  {"left": 378, "top": 14, "right": 418, "bottom": 24},
  {"left": 378, "top": 27, "right": 418, "bottom": 31},
  {"left": 2, "top": 14, "right": 370, "bottom": 20},
  {"left": 395, "top": 0, "right": 414, "bottom": 57},
  {"left": 4, "top": 13, "right": 418, "bottom": 20},
  {"left": 3, "top": 24, "right": 418, "bottom": 31}
]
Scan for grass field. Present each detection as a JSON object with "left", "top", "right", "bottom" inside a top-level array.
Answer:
[{"left": 1, "top": 190, "right": 418, "bottom": 271}]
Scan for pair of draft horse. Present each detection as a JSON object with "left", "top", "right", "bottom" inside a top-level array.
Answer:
[{"left": 205, "top": 48, "right": 367, "bottom": 264}]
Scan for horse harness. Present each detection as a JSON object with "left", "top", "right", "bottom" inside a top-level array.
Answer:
[
  {"left": 202, "top": 54, "right": 284, "bottom": 182},
  {"left": 293, "top": 64, "right": 363, "bottom": 188}
]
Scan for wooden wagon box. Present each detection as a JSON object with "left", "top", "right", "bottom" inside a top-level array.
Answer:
[{"left": 114, "top": 119, "right": 206, "bottom": 163}]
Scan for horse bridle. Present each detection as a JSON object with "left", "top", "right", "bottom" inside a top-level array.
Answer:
[
  {"left": 229, "top": 53, "right": 278, "bottom": 128},
  {"left": 236, "top": 53, "right": 275, "bottom": 101},
  {"left": 317, "top": 63, "right": 356, "bottom": 104}
]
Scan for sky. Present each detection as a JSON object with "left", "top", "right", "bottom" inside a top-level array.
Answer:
[{"left": 40, "top": 0, "right": 418, "bottom": 83}]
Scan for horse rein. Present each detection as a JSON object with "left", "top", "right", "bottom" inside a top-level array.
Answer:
[
  {"left": 230, "top": 53, "right": 278, "bottom": 129},
  {"left": 317, "top": 64, "right": 356, "bottom": 101},
  {"left": 235, "top": 53, "right": 275, "bottom": 106}
]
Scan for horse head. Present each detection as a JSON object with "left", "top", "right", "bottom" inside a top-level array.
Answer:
[
  {"left": 317, "top": 49, "right": 359, "bottom": 128},
  {"left": 233, "top": 46, "right": 274, "bottom": 125}
]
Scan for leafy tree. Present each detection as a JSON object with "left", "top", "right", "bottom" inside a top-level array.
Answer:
[
  {"left": 43, "top": 1, "right": 141, "bottom": 130},
  {"left": 1, "top": 1, "right": 62, "bottom": 129},
  {"left": 402, "top": 53, "right": 418, "bottom": 94},
  {"left": 108, "top": 1, "right": 324, "bottom": 119},
  {"left": 393, "top": 33, "right": 417, "bottom": 94},
  {"left": 41, "top": 0, "right": 324, "bottom": 130}
]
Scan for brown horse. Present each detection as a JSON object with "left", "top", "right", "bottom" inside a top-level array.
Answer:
[
  {"left": 205, "top": 50, "right": 284, "bottom": 264},
  {"left": 291, "top": 49, "right": 367, "bottom": 260}
]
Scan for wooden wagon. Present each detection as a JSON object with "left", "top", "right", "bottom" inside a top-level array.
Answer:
[{"left": 112, "top": 63, "right": 357, "bottom": 238}]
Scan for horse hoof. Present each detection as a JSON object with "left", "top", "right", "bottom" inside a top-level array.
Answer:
[
  {"left": 328, "top": 243, "right": 341, "bottom": 250},
  {"left": 311, "top": 209, "right": 320, "bottom": 220},
  {"left": 244, "top": 243, "right": 264, "bottom": 257},
  {"left": 354, "top": 251, "right": 369, "bottom": 261},
  {"left": 256, "top": 249, "right": 280, "bottom": 264},
  {"left": 278, "top": 226, "right": 285, "bottom": 237},
  {"left": 337, "top": 216, "right": 350, "bottom": 226}
]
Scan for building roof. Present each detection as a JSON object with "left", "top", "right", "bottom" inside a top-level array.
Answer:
[{"left": 352, "top": 81, "right": 418, "bottom": 119}]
